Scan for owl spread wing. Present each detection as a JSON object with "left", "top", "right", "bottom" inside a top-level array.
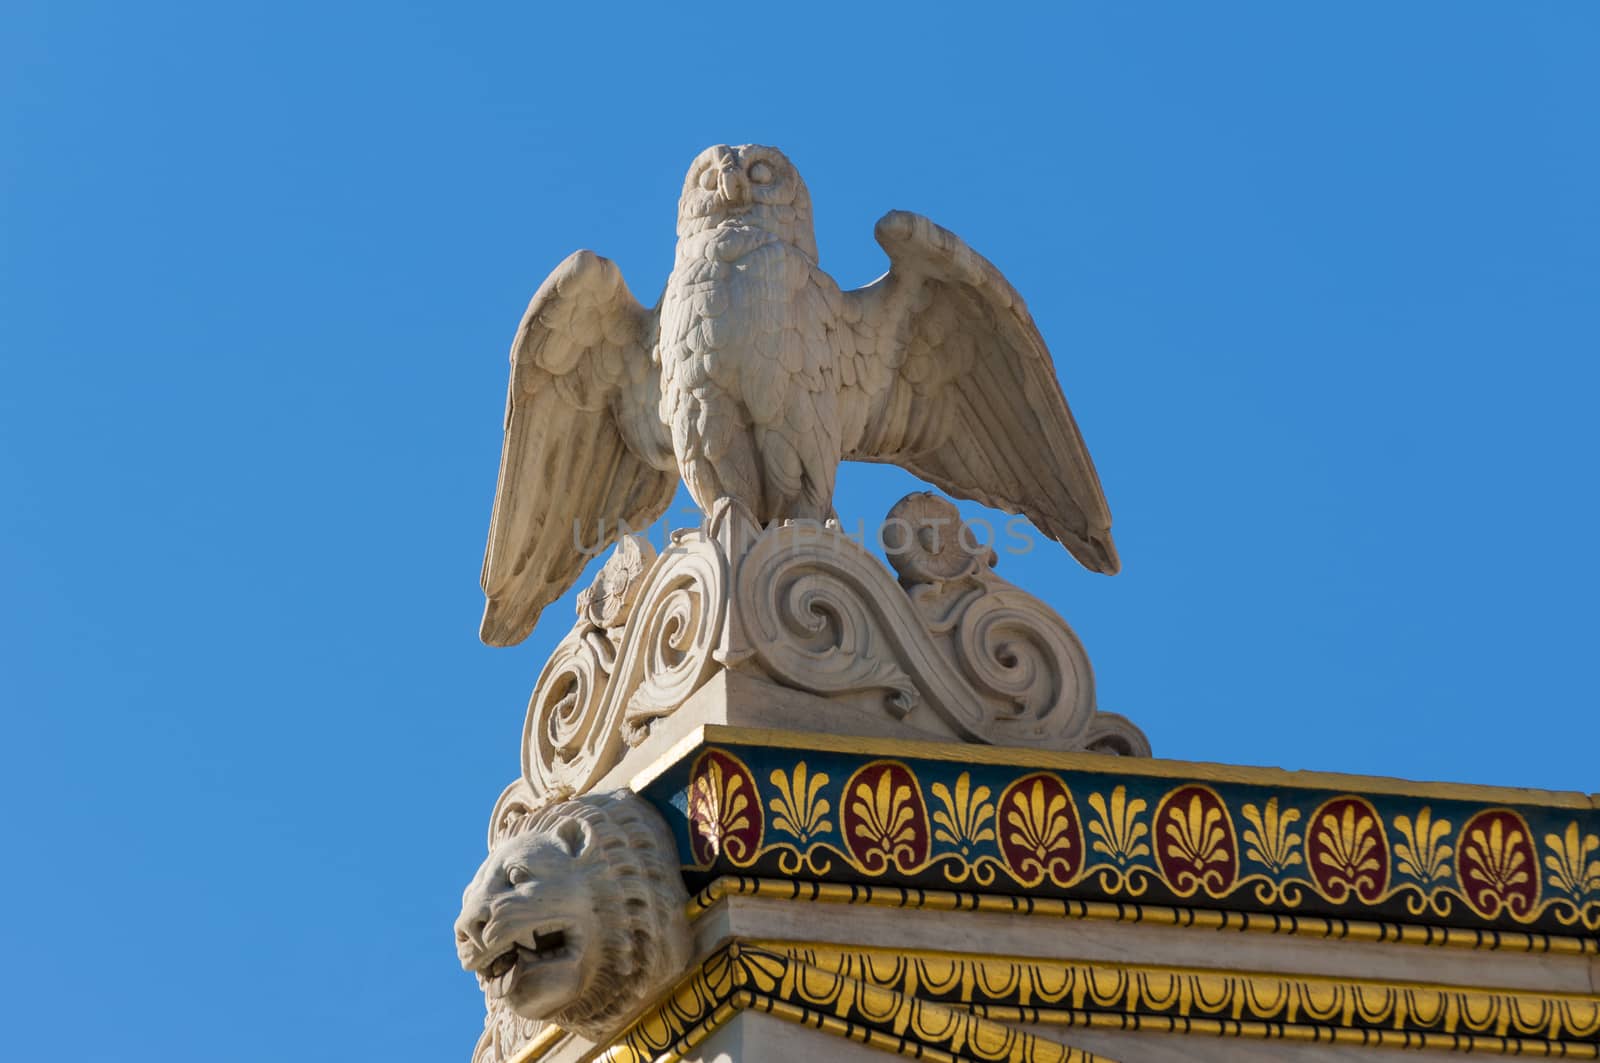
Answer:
[
  {"left": 480, "top": 251, "right": 676, "bottom": 646},
  {"left": 840, "top": 211, "right": 1119, "bottom": 573}
]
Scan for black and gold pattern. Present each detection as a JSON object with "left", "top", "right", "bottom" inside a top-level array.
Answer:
[
  {"left": 531, "top": 939, "right": 1600, "bottom": 1062},
  {"left": 598, "top": 943, "right": 1109, "bottom": 1063},
  {"left": 766, "top": 943, "right": 1600, "bottom": 1049}
]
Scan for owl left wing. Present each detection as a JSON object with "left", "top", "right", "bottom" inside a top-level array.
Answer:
[
  {"left": 840, "top": 211, "right": 1119, "bottom": 574},
  {"left": 481, "top": 251, "right": 677, "bottom": 646}
]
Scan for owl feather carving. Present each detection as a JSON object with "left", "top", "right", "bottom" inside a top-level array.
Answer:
[{"left": 480, "top": 144, "right": 1119, "bottom": 646}]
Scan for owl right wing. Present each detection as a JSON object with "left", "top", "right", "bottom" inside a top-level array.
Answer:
[
  {"left": 838, "top": 212, "right": 1118, "bottom": 574},
  {"left": 480, "top": 251, "right": 677, "bottom": 647}
]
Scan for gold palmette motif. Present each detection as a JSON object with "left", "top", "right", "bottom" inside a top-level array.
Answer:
[
  {"left": 1310, "top": 797, "right": 1386, "bottom": 902},
  {"left": 1240, "top": 797, "right": 1301, "bottom": 874},
  {"left": 931, "top": 773, "right": 998, "bottom": 853},
  {"left": 1165, "top": 795, "right": 1223, "bottom": 874},
  {"left": 767, "top": 763, "right": 835, "bottom": 876},
  {"left": 1459, "top": 810, "right": 1541, "bottom": 920},
  {"left": 769, "top": 763, "right": 831, "bottom": 843},
  {"left": 849, "top": 769, "right": 921, "bottom": 868},
  {"left": 1240, "top": 797, "right": 1307, "bottom": 905},
  {"left": 1153, "top": 785, "right": 1236, "bottom": 897},
  {"left": 1546, "top": 823, "right": 1600, "bottom": 903},
  {"left": 1084, "top": 785, "right": 1153, "bottom": 896},
  {"left": 930, "top": 772, "right": 1000, "bottom": 886},
  {"left": 687, "top": 748, "right": 1600, "bottom": 933},
  {"left": 1466, "top": 819, "right": 1531, "bottom": 899},
  {"left": 1085, "top": 785, "right": 1148, "bottom": 866},
  {"left": 1395, "top": 806, "right": 1454, "bottom": 884},
  {"left": 1005, "top": 780, "right": 1075, "bottom": 878},
  {"left": 688, "top": 759, "right": 749, "bottom": 860}
]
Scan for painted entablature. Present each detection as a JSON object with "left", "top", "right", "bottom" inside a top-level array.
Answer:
[{"left": 650, "top": 728, "right": 1600, "bottom": 939}]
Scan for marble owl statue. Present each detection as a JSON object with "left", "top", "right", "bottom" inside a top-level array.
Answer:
[{"left": 480, "top": 144, "right": 1119, "bottom": 646}]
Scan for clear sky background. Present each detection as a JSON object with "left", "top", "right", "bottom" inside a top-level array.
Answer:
[{"left": 2, "top": 3, "right": 1596, "bottom": 1060}]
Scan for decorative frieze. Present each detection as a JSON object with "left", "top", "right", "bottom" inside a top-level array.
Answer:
[{"left": 651, "top": 733, "right": 1600, "bottom": 937}]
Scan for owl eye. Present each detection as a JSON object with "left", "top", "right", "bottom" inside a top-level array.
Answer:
[
  {"left": 748, "top": 161, "right": 775, "bottom": 185},
  {"left": 697, "top": 166, "right": 717, "bottom": 192}
]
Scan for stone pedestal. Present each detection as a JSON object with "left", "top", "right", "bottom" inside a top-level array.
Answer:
[{"left": 457, "top": 502, "right": 1600, "bottom": 1062}]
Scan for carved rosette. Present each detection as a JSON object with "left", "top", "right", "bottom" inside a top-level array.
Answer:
[{"left": 516, "top": 494, "right": 1149, "bottom": 810}]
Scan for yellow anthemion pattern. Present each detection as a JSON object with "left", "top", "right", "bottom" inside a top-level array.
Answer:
[
  {"left": 768, "top": 761, "right": 836, "bottom": 876},
  {"left": 1547, "top": 823, "right": 1600, "bottom": 902},
  {"left": 679, "top": 746, "right": 1600, "bottom": 933}
]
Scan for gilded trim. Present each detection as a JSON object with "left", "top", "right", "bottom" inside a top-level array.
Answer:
[
  {"left": 505, "top": 1025, "right": 565, "bottom": 1063},
  {"left": 509, "top": 936, "right": 1600, "bottom": 1061},
  {"left": 688, "top": 725, "right": 1596, "bottom": 810},
  {"left": 596, "top": 943, "right": 1114, "bottom": 1063},
  {"left": 755, "top": 941, "right": 1600, "bottom": 1046},
  {"left": 689, "top": 875, "right": 1600, "bottom": 956}
]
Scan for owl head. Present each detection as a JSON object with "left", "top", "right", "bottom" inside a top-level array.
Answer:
[{"left": 677, "top": 144, "right": 816, "bottom": 260}]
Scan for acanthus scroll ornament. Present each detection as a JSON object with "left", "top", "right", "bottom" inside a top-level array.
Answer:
[
  {"left": 522, "top": 532, "right": 726, "bottom": 807},
  {"left": 514, "top": 493, "right": 1150, "bottom": 809}
]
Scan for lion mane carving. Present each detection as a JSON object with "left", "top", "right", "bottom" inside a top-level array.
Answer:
[{"left": 454, "top": 790, "right": 692, "bottom": 1043}]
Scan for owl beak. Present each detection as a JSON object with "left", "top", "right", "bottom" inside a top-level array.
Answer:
[{"left": 716, "top": 163, "right": 749, "bottom": 206}]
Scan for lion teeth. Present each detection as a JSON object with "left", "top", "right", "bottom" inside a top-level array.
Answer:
[{"left": 483, "top": 948, "right": 518, "bottom": 981}]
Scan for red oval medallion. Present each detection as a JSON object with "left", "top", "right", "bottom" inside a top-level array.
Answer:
[
  {"left": 687, "top": 749, "right": 763, "bottom": 866},
  {"left": 1305, "top": 796, "right": 1390, "bottom": 905},
  {"left": 1153, "top": 785, "right": 1239, "bottom": 897},
  {"left": 1457, "top": 809, "right": 1540, "bottom": 920},
  {"left": 840, "top": 760, "right": 930, "bottom": 874},
  {"left": 997, "top": 773, "right": 1083, "bottom": 887}
]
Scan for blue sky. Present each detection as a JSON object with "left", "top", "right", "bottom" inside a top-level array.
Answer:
[{"left": 2, "top": 3, "right": 1596, "bottom": 1060}]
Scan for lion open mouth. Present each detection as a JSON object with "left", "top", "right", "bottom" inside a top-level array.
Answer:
[{"left": 478, "top": 929, "right": 571, "bottom": 997}]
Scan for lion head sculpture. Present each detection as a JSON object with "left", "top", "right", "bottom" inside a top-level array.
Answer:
[{"left": 454, "top": 789, "right": 692, "bottom": 1042}]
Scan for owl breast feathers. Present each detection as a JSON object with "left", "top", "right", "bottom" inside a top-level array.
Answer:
[{"left": 480, "top": 144, "right": 1117, "bottom": 646}]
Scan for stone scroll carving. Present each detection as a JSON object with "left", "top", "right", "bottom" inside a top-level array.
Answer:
[
  {"left": 519, "top": 493, "right": 1149, "bottom": 810},
  {"left": 522, "top": 526, "right": 729, "bottom": 805}
]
